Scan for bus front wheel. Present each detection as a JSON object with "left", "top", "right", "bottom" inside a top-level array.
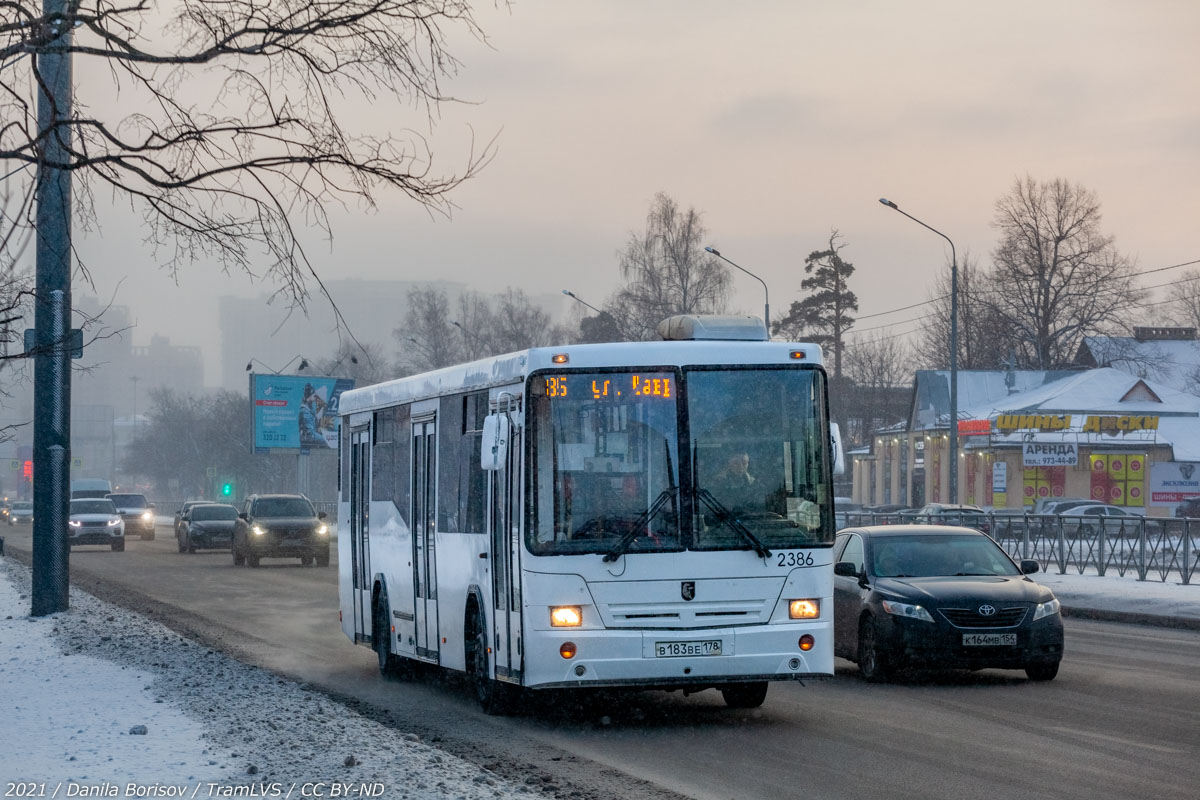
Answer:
[
  {"left": 469, "top": 614, "right": 514, "bottom": 715},
  {"left": 720, "top": 681, "right": 768, "bottom": 708}
]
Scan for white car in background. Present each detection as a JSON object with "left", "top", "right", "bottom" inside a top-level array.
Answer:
[{"left": 68, "top": 498, "right": 125, "bottom": 551}]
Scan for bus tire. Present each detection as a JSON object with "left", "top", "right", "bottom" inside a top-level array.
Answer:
[
  {"left": 468, "top": 612, "right": 514, "bottom": 715},
  {"left": 720, "top": 681, "right": 768, "bottom": 709},
  {"left": 373, "top": 589, "right": 410, "bottom": 679}
]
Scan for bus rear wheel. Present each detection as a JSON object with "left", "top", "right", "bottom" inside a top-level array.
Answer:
[{"left": 720, "top": 681, "right": 768, "bottom": 708}]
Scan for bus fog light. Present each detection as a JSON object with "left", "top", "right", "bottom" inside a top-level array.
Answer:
[
  {"left": 550, "top": 606, "right": 582, "bottom": 627},
  {"left": 574, "top": 664, "right": 586, "bottom": 676},
  {"left": 798, "top": 635, "right": 815, "bottom": 651},
  {"left": 560, "top": 642, "right": 577, "bottom": 659},
  {"left": 789, "top": 599, "right": 820, "bottom": 619},
  {"left": 788, "top": 658, "right": 801, "bottom": 670}
]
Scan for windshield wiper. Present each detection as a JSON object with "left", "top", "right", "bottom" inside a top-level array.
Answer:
[
  {"left": 602, "top": 488, "right": 678, "bottom": 563},
  {"left": 695, "top": 488, "right": 772, "bottom": 559}
]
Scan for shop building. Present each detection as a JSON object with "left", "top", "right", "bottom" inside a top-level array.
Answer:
[{"left": 854, "top": 368, "right": 1200, "bottom": 516}]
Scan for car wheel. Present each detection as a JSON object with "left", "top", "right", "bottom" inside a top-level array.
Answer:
[
  {"left": 720, "top": 682, "right": 768, "bottom": 709},
  {"left": 857, "top": 617, "right": 892, "bottom": 682},
  {"left": 111, "top": 540, "right": 124, "bottom": 552},
  {"left": 1025, "top": 661, "right": 1060, "bottom": 681},
  {"left": 469, "top": 613, "right": 514, "bottom": 715},
  {"left": 316, "top": 552, "right": 330, "bottom": 567},
  {"left": 186, "top": 542, "right": 196, "bottom": 554},
  {"left": 177, "top": 538, "right": 185, "bottom": 553},
  {"left": 247, "top": 553, "right": 261, "bottom": 568},
  {"left": 233, "top": 547, "right": 245, "bottom": 566}
]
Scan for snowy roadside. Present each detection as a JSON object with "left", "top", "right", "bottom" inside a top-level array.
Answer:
[{"left": 0, "top": 557, "right": 527, "bottom": 798}]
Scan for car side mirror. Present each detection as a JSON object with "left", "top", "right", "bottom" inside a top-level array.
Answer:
[
  {"left": 318, "top": 511, "right": 327, "bottom": 520},
  {"left": 148, "top": 502, "right": 156, "bottom": 510},
  {"left": 834, "top": 561, "right": 859, "bottom": 578},
  {"left": 238, "top": 512, "right": 248, "bottom": 520},
  {"left": 1020, "top": 559, "right": 1040, "bottom": 574}
]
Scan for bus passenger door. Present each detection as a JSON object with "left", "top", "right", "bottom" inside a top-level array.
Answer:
[
  {"left": 490, "top": 421, "right": 523, "bottom": 682},
  {"left": 349, "top": 427, "right": 372, "bottom": 642},
  {"left": 412, "top": 418, "right": 440, "bottom": 661}
]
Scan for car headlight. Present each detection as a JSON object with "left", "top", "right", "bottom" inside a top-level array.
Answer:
[
  {"left": 1033, "top": 597, "right": 1061, "bottom": 621},
  {"left": 108, "top": 519, "right": 121, "bottom": 527},
  {"left": 881, "top": 599, "right": 935, "bottom": 623},
  {"left": 252, "top": 525, "right": 266, "bottom": 536},
  {"left": 550, "top": 606, "right": 582, "bottom": 627},
  {"left": 788, "top": 599, "right": 821, "bottom": 619},
  {"left": 141, "top": 511, "right": 153, "bottom": 522},
  {"left": 316, "top": 524, "right": 328, "bottom": 535},
  {"left": 69, "top": 520, "right": 81, "bottom": 528}
]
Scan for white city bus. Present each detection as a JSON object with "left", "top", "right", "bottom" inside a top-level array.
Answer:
[{"left": 337, "top": 315, "right": 841, "bottom": 713}]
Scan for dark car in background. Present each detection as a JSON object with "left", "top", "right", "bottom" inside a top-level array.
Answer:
[
  {"left": 68, "top": 498, "right": 125, "bottom": 551},
  {"left": 174, "top": 499, "right": 212, "bottom": 539},
  {"left": 233, "top": 494, "right": 330, "bottom": 567},
  {"left": 176, "top": 502, "right": 238, "bottom": 553},
  {"left": 107, "top": 492, "right": 156, "bottom": 540},
  {"left": 833, "top": 525, "right": 1064, "bottom": 682}
]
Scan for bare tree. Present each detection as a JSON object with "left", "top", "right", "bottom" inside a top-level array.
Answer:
[
  {"left": 312, "top": 340, "right": 390, "bottom": 387},
  {"left": 1164, "top": 270, "right": 1200, "bottom": 330},
  {"left": 989, "top": 176, "right": 1143, "bottom": 368},
  {"left": 916, "top": 250, "right": 1010, "bottom": 370},
  {"left": 606, "top": 192, "right": 731, "bottom": 340},
  {"left": 773, "top": 230, "right": 858, "bottom": 378},
  {"left": 396, "top": 287, "right": 461, "bottom": 372},
  {"left": 840, "top": 330, "right": 912, "bottom": 447},
  {"left": 0, "top": 1, "right": 493, "bottom": 309}
]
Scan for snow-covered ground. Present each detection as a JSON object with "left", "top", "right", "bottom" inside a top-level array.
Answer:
[
  {"left": 2, "top": 554, "right": 1196, "bottom": 795},
  {"left": 0, "top": 557, "right": 525, "bottom": 798}
]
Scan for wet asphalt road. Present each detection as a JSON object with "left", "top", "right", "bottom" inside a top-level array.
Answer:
[{"left": 5, "top": 523, "right": 1199, "bottom": 800}]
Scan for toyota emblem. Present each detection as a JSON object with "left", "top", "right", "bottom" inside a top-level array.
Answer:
[{"left": 978, "top": 604, "right": 997, "bottom": 617}]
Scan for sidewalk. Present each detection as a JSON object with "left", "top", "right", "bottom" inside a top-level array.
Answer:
[{"left": 1033, "top": 568, "right": 1200, "bottom": 629}]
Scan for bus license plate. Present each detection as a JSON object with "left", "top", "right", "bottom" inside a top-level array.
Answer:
[
  {"left": 962, "top": 633, "right": 1017, "bottom": 646},
  {"left": 655, "top": 640, "right": 723, "bottom": 658}
]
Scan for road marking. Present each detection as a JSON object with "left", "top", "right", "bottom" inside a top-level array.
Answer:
[{"left": 1048, "top": 726, "right": 1182, "bottom": 753}]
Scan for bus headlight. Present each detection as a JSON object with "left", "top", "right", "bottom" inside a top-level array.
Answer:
[
  {"left": 788, "top": 599, "right": 820, "bottom": 619},
  {"left": 550, "top": 606, "right": 582, "bottom": 627}
]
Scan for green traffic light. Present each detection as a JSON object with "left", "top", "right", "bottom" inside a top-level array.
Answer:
[{"left": 222, "top": 483, "right": 233, "bottom": 496}]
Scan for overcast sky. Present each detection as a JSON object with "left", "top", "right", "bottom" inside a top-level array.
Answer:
[{"left": 77, "top": 0, "right": 1200, "bottom": 384}]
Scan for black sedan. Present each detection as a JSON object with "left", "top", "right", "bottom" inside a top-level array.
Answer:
[
  {"left": 833, "top": 525, "right": 1064, "bottom": 682},
  {"left": 176, "top": 502, "right": 239, "bottom": 553}
]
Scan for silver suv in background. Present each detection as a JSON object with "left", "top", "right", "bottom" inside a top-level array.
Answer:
[{"left": 106, "top": 493, "right": 157, "bottom": 540}]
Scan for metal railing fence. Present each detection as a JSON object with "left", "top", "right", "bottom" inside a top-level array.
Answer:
[{"left": 835, "top": 511, "right": 1199, "bottom": 585}]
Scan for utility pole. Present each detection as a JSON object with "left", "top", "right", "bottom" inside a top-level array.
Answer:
[{"left": 31, "top": 4, "right": 75, "bottom": 616}]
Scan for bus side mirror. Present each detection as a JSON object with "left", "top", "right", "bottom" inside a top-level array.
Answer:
[
  {"left": 481, "top": 414, "right": 509, "bottom": 471},
  {"left": 830, "top": 422, "right": 845, "bottom": 477}
]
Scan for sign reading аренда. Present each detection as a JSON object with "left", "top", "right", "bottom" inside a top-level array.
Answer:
[{"left": 1023, "top": 442, "right": 1079, "bottom": 467}]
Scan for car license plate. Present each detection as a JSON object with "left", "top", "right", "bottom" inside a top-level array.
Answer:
[
  {"left": 655, "top": 640, "right": 723, "bottom": 657},
  {"left": 962, "top": 633, "right": 1017, "bottom": 646}
]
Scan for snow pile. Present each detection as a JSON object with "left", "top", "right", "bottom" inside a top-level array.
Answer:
[{"left": 0, "top": 558, "right": 526, "bottom": 797}]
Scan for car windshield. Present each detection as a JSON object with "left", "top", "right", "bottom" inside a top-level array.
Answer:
[
  {"left": 13, "top": 502, "right": 32, "bottom": 511},
  {"left": 107, "top": 494, "right": 147, "bottom": 508},
  {"left": 253, "top": 497, "right": 315, "bottom": 517},
  {"left": 72, "top": 500, "right": 116, "bottom": 515},
  {"left": 192, "top": 505, "right": 238, "bottom": 521},
  {"left": 871, "top": 534, "right": 1020, "bottom": 577}
]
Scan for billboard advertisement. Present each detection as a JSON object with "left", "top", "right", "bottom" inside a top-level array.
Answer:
[
  {"left": 1149, "top": 461, "right": 1200, "bottom": 505},
  {"left": 251, "top": 374, "right": 355, "bottom": 451}
]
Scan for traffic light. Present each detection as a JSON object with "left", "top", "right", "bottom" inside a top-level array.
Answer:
[{"left": 221, "top": 481, "right": 234, "bottom": 497}]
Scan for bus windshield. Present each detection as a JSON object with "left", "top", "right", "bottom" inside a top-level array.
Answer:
[
  {"left": 528, "top": 370, "right": 681, "bottom": 555},
  {"left": 688, "top": 367, "right": 833, "bottom": 550},
  {"left": 528, "top": 366, "right": 833, "bottom": 556}
]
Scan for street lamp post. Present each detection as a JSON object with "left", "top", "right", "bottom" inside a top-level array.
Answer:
[
  {"left": 703, "top": 247, "right": 770, "bottom": 333},
  {"left": 562, "top": 289, "right": 604, "bottom": 316},
  {"left": 879, "top": 198, "right": 959, "bottom": 503},
  {"left": 244, "top": 356, "right": 309, "bottom": 374}
]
